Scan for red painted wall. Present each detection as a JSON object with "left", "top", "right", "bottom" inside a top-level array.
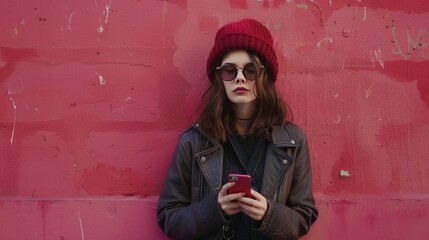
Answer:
[{"left": 1, "top": 0, "right": 428, "bottom": 239}]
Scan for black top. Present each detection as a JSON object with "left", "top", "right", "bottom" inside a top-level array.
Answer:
[{"left": 222, "top": 132, "right": 267, "bottom": 240}]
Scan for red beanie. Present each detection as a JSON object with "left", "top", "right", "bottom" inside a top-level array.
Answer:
[{"left": 207, "top": 18, "right": 278, "bottom": 82}]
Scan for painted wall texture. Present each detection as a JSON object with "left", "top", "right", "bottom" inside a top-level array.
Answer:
[{"left": 1, "top": 0, "right": 428, "bottom": 239}]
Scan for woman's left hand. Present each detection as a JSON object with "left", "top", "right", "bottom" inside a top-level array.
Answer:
[{"left": 236, "top": 189, "right": 268, "bottom": 221}]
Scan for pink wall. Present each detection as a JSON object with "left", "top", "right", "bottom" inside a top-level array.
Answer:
[{"left": 1, "top": 0, "right": 428, "bottom": 239}]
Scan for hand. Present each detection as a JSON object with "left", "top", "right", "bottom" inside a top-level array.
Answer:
[
  {"left": 218, "top": 182, "right": 245, "bottom": 216},
  {"left": 236, "top": 189, "right": 268, "bottom": 221}
]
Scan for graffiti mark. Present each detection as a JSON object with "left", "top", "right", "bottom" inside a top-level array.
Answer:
[
  {"left": 365, "top": 82, "right": 375, "bottom": 98},
  {"left": 407, "top": 28, "right": 429, "bottom": 57},
  {"left": 392, "top": 25, "right": 429, "bottom": 59},
  {"left": 317, "top": 37, "right": 333, "bottom": 48},
  {"left": 9, "top": 97, "right": 17, "bottom": 145}
]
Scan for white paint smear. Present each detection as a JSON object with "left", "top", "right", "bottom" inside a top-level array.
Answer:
[
  {"left": 96, "top": 73, "right": 106, "bottom": 85},
  {"left": 340, "top": 170, "right": 351, "bottom": 177},
  {"left": 97, "top": 25, "right": 104, "bottom": 33}
]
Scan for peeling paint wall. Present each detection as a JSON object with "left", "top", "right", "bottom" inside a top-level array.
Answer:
[{"left": 1, "top": 0, "right": 428, "bottom": 239}]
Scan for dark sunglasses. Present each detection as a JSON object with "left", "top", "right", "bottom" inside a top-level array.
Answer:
[{"left": 216, "top": 64, "right": 264, "bottom": 81}]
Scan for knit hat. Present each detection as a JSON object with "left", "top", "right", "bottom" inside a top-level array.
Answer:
[{"left": 207, "top": 18, "right": 278, "bottom": 82}]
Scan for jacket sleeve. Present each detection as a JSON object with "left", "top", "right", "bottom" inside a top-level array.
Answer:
[
  {"left": 157, "top": 132, "right": 228, "bottom": 239},
  {"left": 256, "top": 128, "right": 318, "bottom": 240}
]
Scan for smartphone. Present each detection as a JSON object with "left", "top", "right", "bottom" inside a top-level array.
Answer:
[{"left": 228, "top": 174, "right": 251, "bottom": 198}]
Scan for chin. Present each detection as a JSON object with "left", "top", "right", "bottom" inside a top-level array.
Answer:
[{"left": 229, "top": 98, "right": 257, "bottom": 105}]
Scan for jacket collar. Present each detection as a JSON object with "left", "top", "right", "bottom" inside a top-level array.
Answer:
[
  {"left": 193, "top": 123, "right": 298, "bottom": 195},
  {"left": 271, "top": 124, "right": 298, "bottom": 148}
]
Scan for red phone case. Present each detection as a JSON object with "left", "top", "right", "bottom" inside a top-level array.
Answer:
[{"left": 228, "top": 174, "right": 251, "bottom": 197}]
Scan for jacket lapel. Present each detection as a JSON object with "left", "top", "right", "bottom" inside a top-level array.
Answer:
[{"left": 261, "top": 125, "right": 298, "bottom": 198}]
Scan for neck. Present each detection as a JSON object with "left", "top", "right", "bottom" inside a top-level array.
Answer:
[
  {"left": 233, "top": 102, "right": 255, "bottom": 134},
  {"left": 232, "top": 101, "right": 255, "bottom": 120}
]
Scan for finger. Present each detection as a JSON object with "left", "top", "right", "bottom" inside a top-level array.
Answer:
[
  {"left": 220, "top": 199, "right": 242, "bottom": 216},
  {"left": 238, "top": 202, "right": 264, "bottom": 220},
  {"left": 219, "top": 182, "right": 235, "bottom": 196},
  {"left": 219, "top": 192, "right": 245, "bottom": 215},
  {"left": 250, "top": 189, "right": 263, "bottom": 200},
  {"left": 221, "top": 192, "right": 245, "bottom": 204},
  {"left": 237, "top": 193, "right": 268, "bottom": 221},
  {"left": 236, "top": 196, "right": 255, "bottom": 205}
]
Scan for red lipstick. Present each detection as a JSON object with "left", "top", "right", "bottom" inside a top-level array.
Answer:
[{"left": 233, "top": 87, "right": 248, "bottom": 93}]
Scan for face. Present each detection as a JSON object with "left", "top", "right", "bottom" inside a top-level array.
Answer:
[{"left": 220, "top": 50, "right": 258, "bottom": 106}]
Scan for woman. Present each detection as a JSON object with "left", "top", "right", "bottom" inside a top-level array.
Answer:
[{"left": 157, "top": 18, "right": 318, "bottom": 240}]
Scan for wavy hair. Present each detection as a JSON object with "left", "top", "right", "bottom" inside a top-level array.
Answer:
[{"left": 198, "top": 51, "right": 291, "bottom": 143}]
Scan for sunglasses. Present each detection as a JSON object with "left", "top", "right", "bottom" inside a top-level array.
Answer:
[{"left": 216, "top": 64, "right": 264, "bottom": 81}]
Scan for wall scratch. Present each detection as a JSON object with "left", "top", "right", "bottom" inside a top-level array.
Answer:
[
  {"left": 68, "top": 12, "right": 76, "bottom": 31},
  {"left": 363, "top": 6, "right": 367, "bottom": 20},
  {"left": 78, "top": 210, "right": 85, "bottom": 240},
  {"left": 112, "top": 104, "right": 131, "bottom": 114},
  {"left": 373, "top": 49, "right": 384, "bottom": 69},
  {"left": 317, "top": 37, "right": 333, "bottom": 48},
  {"left": 105, "top": 1, "right": 112, "bottom": 23},
  {"left": 365, "top": 82, "right": 375, "bottom": 98},
  {"left": 9, "top": 97, "right": 17, "bottom": 145},
  {"left": 334, "top": 114, "right": 341, "bottom": 124}
]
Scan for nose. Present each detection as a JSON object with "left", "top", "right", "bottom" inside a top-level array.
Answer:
[{"left": 235, "top": 69, "right": 246, "bottom": 83}]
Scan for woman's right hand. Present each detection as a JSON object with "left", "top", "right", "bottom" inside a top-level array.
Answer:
[{"left": 218, "top": 182, "right": 245, "bottom": 216}]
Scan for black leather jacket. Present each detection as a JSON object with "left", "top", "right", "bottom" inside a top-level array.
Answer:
[{"left": 157, "top": 123, "right": 318, "bottom": 240}]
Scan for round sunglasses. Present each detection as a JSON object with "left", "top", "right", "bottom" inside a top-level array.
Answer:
[{"left": 216, "top": 64, "right": 264, "bottom": 81}]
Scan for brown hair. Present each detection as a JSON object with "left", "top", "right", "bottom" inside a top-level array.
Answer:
[{"left": 198, "top": 51, "right": 291, "bottom": 143}]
